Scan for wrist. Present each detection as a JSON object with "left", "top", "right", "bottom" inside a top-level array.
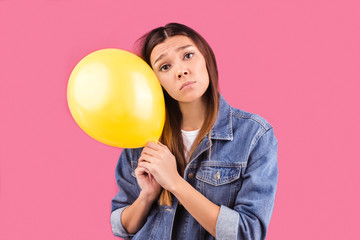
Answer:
[
  {"left": 139, "top": 190, "right": 158, "bottom": 204},
  {"left": 169, "top": 175, "right": 185, "bottom": 194}
]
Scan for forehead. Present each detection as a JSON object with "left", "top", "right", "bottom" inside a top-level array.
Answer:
[{"left": 150, "top": 35, "right": 197, "bottom": 64}]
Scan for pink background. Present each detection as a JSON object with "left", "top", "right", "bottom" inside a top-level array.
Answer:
[{"left": 1, "top": 0, "right": 359, "bottom": 239}]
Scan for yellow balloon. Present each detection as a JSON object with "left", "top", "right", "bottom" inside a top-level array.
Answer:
[{"left": 67, "top": 49, "right": 165, "bottom": 148}]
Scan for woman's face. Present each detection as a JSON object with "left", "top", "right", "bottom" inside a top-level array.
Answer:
[{"left": 150, "top": 35, "right": 209, "bottom": 104}]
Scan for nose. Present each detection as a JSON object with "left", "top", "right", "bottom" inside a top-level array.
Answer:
[{"left": 177, "top": 69, "right": 189, "bottom": 79}]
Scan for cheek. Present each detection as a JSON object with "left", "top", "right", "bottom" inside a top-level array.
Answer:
[
  {"left": 201, "top": 61, "right": 208, "bottom": 74},
  {"left": 197, "top": 60, "right": 209, "bottom": 83},
  {"left": 156, "top": 76, "right": 167, "bottom": 88},
  {"left": 158, "top": 79, "right": 174, "bottom": 94},
  {"left": 194, "top": 58, "right": 208, "bottom": 75},
  {"left": 157, "top": 76, "right": 166, "bottom": 86}
]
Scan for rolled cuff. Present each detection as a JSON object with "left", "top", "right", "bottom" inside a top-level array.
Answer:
[
  {"left": 216, "top": 205, "right": 239, "bottom": 240},
  {"left": 110, "top": 207, "right": 134, "bottom": 239}
]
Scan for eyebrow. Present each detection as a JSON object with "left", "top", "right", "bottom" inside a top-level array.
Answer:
[{"left": 153, "top": 45, "right": 194, "bottom": 66}]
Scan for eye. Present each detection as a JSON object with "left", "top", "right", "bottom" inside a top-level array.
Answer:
[
  {"left": 184, "top": 52, "right": 194, "bottom": 59},
  {"left": 159, "top": 64, "right": 170, "bottom": 72}
]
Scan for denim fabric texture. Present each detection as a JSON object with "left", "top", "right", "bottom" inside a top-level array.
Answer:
[{"left": 111, "top": 94, "right": 278, "bottom": 240}]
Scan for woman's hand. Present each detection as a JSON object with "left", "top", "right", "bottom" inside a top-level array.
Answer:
[
  {"left": 138, "top": 141, "right": 182, "bottom": 191},
  {"left": 134, "top": 165, "right": 162, "bottom": 203}
]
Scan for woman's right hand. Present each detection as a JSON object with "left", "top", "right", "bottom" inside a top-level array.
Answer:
[
  {"left": 134, "top": 165, "right": 162, "bottom": 203},
  {"left": 121, "top": 165, "right": 162, "bottom": 234}
]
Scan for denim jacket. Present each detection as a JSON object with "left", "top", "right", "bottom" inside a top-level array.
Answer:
[{"left": 111, "top": 94, "right": 278, "bottom": 240}]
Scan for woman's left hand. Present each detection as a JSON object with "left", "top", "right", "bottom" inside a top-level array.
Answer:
[{"left": 138, "top": 141, "right": 181, "bottom": 191}]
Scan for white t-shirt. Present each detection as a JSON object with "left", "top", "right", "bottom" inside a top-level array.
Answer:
[{"left": 181, "top": 128, "right": 200, "bottom": 163}]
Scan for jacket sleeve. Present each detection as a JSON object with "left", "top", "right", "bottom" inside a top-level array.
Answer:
[
  {"left": 110, "top": 148, "right": 141, "bottom": 239},
  {"left": 216, "top": 127, "right": 278, "bottom": 240}
]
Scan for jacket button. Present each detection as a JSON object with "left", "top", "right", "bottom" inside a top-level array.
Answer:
[
  {"left": 213, "top": 170, "right": 220, "bottom": 181},
  {"left": 187, "top": 173, "right": 194, "bottom": 179}
]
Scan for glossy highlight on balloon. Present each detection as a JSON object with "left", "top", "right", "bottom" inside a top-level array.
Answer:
[{"left": 67, "top": 49, "right": 165, "bottom": 148}]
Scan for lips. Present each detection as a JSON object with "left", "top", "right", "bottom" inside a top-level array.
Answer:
[{"left": 180, "top": 81, "right": 196, "bottom": 90}]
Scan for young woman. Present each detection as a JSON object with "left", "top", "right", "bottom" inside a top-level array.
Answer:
[{"left": 111, "top": 23, "right": 278, "bottom": 240}]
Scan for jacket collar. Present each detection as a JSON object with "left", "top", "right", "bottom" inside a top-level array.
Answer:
[
  {"left": 188, "top": 94, "right": 233, "bottom": 163},
  {"left": 210, "top": 94, "right": 233, "bottom": 141}
]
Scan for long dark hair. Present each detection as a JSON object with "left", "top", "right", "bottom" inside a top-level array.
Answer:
[{"left": 135, "top": 23, "right": 220, "bottom": 206}]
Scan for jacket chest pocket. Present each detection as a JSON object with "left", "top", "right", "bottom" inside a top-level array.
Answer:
[{"left": 193, "top": 162, "right": 245, "bottom": 207}]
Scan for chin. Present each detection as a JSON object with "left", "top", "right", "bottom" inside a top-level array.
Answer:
[{"left": 176, "top": 91, "right": 206, "bottom": 104}]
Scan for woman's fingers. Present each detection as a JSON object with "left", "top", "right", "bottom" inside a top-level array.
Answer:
[
  {"left": 145, "top": 141, "right": 163, "bottom": 150},
  {"left": 140, "top": 141, "right": 169, "bottom": 164},
  {"left": 138, "top": 161, "right": 153, "bottom": 172},
  {"left": 157, "top": 141, "right": 169, "bottom": 150},
  {"left": 139, "top": 151, "right": 159, "bottom": 164},
  {"left": 134, "top": 166, "right": 145, "bottom": 176},
  {"left": 141, "top": 146, "right": 160, "bottom": 159},
  {"left": 135, "top": 166, "right": 151, "bottom": 176}
]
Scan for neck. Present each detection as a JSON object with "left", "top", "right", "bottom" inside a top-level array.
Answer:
[{"left": 179, "top": 96, "right": 207, "bottom": 131}]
